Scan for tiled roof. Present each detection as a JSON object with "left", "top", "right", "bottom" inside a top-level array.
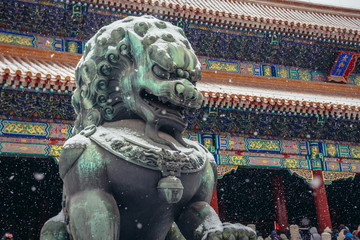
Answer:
[
  {"left": 160, "top": 0, "right": 360, "bottom": 30},
  {"left": 0, "top": 45, "right": 78, "bottom": 92},
  {"left": 58, "top": 0, "right": 360, "bottom": 42},
  {"left": 97, "top": 0, "right": 360, "bottom": 35},
  {"left": 0, "top": 54, "right": 76, "bottom": 82},
  {"left": 198, "top": 81, "right": 360, "bottom": 117},
  {"left": 1, "top": 44, "right": 360, "bottom": 118}
]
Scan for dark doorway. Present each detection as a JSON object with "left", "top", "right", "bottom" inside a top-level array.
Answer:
[
  {"left": 217, "top": 168, "right": 317, "bottom": 237},
  {"left": 0, "top": 156, "right": 63, "bottom": 240},
  {"left": 326, "top": 176, "right": 360, "bottom": 231}
]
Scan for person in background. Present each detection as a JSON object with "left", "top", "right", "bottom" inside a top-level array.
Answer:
[
  {"left": 309, "top": 227, "right": 321, "bottom": 240},
  {"left": 1, "top": 232, "right": 14, "bottom": 240},
  {"left": 339, "top": 229, "right": 347, "bottom": 240},
  {"left": 338, "top": 225, "right": 348, "bottom": 232},
  {"left": 344, "top": 229, "right": 359, "bottom": 240},
  {"left": 257, "top": 231, "right": 264, "bottom": 240},
  {"left": 271, "top": 230, "right": 283, "bottom": 240},
  {"left": 299, "top": 218, "right": 311, "bottom": 240},
  {"left": 323, "top": 226, "right": 336, "bottom": 240}
]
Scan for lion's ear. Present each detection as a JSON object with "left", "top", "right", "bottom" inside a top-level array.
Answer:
[{"left": 127, "top": 30, "right": 144, "bottom": 58}]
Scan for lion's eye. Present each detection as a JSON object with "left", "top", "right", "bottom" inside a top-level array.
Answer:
[{"left": 152, "top": 65, "right": 170, "bottom": 80}]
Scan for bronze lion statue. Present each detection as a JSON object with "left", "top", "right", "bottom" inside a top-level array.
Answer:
[{"left": 40, "top": 15, "right": 256, "bottom": 240}]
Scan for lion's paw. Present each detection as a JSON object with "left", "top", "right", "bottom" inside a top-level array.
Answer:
[{"left": 196, "top": 223, "right": 256, "bottom": 240}]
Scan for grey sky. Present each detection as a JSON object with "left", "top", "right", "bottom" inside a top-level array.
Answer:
[{"left": 296, "top": 0, "right": 360, "bottom": 10}]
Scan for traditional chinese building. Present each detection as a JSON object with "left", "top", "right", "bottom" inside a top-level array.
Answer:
[{"left": 1, "top": 0, "right": 360, "bottom": 238}]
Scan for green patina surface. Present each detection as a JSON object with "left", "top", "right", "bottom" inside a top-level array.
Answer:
[
  {"left": 77, "top": 145, "right": 107, "bottom": 178},
  {"left": 42, "top": 15, "right": 256, "bottom": 240}
]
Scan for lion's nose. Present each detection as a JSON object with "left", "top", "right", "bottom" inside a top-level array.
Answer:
[
  {"left": 173, "top": 80, "right": 203, "bottom": 109},
  {"left": 175, "top": 82, "right": 195, "bottom": 101},
  {"left": 175, "top": 83, "right": 185, "bottom": 96}
]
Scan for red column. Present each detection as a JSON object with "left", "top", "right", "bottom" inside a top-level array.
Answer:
[
  {"left": 210, "top": 188, "right": 219, "bottom": 214},
  {"left": 312, "top": 170, "right": 332, "bottom": 233},
  {"left": 271, "top": 175, "right": 289, "bottom": 233}
]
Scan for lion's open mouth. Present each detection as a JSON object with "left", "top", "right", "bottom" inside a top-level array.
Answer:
[{"left": 140, "top": 89, "right": 186, "bottom": 119}]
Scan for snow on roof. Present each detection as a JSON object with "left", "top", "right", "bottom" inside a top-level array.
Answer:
[
  {"left": 0, "top": 53, "right": 76, "bottom": 82},
  {"left": 155, "top": 0, "right": 360, "bottom": 31},
  {"left": 197, "top": 81, "right": 360, "bottom": 107}
]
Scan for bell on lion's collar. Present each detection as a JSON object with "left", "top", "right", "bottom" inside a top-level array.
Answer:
[{"left": 157, "top": 176, "right": 184, "bottom": 204}]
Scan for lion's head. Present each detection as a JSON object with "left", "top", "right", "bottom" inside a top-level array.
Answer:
[{"left": 72, "top": 15, "right": 203, "bottom": 149}]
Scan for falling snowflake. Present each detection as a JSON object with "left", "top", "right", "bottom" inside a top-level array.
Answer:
[{"left": 33, "top": 172, "right": 45, "bottom": 181}]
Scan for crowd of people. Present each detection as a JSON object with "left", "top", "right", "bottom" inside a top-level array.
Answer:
[{"left": 260, "top": 219, "right": 360, "bottom": 240}]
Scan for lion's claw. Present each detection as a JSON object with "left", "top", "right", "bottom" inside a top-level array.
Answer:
[{"left": 197, "top": 223, "right": 256, "bottom": 240}]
